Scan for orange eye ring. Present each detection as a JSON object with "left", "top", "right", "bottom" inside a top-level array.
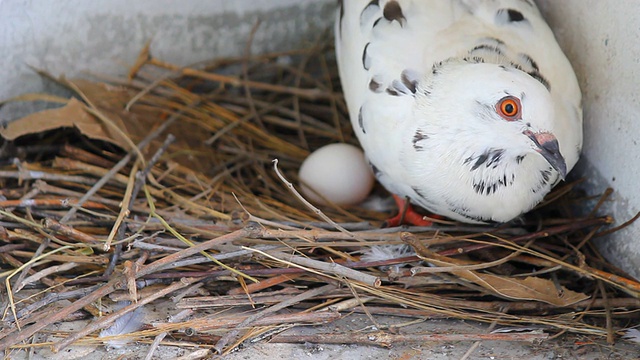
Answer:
[{"left": 496, "top": 96, "right": 521, "bottom": 121}]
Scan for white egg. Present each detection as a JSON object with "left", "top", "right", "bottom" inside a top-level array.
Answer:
[{"left": 298, "top": 143, "right": 375, "bottom": 206}]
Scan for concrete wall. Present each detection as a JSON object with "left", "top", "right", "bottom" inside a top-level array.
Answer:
[
  {"left": 0, "top": 0, "right": 334, "bottom": 101},
  {"left": 1, "top": 0, "right": 638, "bottom": 278},
  {"left": 537, "top": 0, "right": 640, "bottom": 279}
]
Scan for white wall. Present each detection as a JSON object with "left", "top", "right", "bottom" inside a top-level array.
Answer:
[{"left": 538, "top": 0, "right": 640, "bottom": 279}]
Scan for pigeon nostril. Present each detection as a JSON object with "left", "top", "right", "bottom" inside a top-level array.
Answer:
[{"left": 524, "top": 131, "right": 567, "bottom": 178}]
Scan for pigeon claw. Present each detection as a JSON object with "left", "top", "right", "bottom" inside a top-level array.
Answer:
[{"left": 383, "top": 195, "right": 434, "bottom": 227}]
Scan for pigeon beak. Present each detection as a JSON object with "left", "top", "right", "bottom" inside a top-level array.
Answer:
[{"left": 524, "top": 130, "right": 567, "bottom": 180}]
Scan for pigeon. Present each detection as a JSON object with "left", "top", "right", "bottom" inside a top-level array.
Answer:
[{"left": 335, "top": 0, "right": 582, "bottom": 225}]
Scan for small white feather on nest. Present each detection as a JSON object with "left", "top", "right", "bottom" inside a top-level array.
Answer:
[
  {"left": 99, "top": 302, "right": 145, "bottom": 348},
  {"left": 622, "top": 328, "right": 640, "bottom": 344},
  {"left": 360, "top": 244, "right": 418, "bottom": 273}
]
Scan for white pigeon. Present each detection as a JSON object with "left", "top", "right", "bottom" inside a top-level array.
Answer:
[{"left": 335, "top": 0, "right": 582, "bottom": 224}]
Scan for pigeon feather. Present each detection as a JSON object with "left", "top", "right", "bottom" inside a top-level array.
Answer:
[{"left": 99, "top": 302, "right": 145, "bottom": 348}]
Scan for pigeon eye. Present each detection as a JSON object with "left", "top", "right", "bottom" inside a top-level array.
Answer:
[{"left": 496, "top": 96, "right": 521, "bottom": 121}]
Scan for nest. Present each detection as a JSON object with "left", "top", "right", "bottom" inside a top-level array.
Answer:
[{"left": 1, "top": 40, "right": 639, "bottom": 357}]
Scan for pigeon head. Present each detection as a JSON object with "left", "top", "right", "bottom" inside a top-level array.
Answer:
[
  {"left": 416, "top": 61, "right": 566, "bottom": 176},
  {"left": 405, "top": 61, "right": 568, "bottom": 222}
]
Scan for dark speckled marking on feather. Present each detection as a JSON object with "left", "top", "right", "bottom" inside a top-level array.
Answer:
[
  {"left": 469, "top": 149, "right": 505, "bottom": 171},
  {"left": 506, "top": 9, "right": 525, "bottom": 22},
  {"left": 471, "top": 153, "right": 489, "bottom": 170},
  {"left": 413, "top": 189, "right": 440, "bottom": 209},
  {"left": 369, "top": 78, "right": 382, "bottom": 92},
  {"left": 528, "top": 71, "right": 550, "bottom": 91},
  {"left": 510, "top": 62, "right": 524, "bottom": 71},
  {"left": 412, "top": 130, "right": 429, "bottom": 151},
  {"left": 482, "top": 36, "right": 505, "bottom": 46},
  {"left": 372, "top": 17, "right": 383, "bottom": 28},
  {"left": 470, "top": 44, "right": 504, "bottom": 56},
  {"left": 358, "top": 106, "right": 366, "bottom": 134},
  {"left": 361, "top": 0, "right": 380, "bottom": 18},
  {"left": 462, "top": 56, "right": 486, "bottom": 64},
  {"left": 400, "top": 71, "right": 417, "bottom": 94},
  {"left": 498, "top": 52, "right": 550, "bottom": 91},
  {"left": 486, "top": 149, "right": 505, "bottom": 168},
  {"left": 540, "top": 169, "right": 551, "bottom": 183},
  {"left": 362, "top": 42, "right": 371, "bottom": 70},
  {"left": 516, "top": 53, "right": 550, "bottom": 90},
  {"left": 368, "top": 161, "right": 382, "bottom": 178},
  {"left": 457, "top": 211, "right": 491, "bottom": 223},
  {"left": 473, "top": 180, "right": 487, "bottom": 195},
  {"left": 432, "top": 61, "right": 442, "bottom": 75},
  {"left": 383, "top": 1, "right": 406, "bottom": 25},
  {"left": 519, "top": 53, "right": 539, "bottom": 71},
  {"left": 337, "top": 0, "right": 344, "bottom": 38},
  {"left": 411, "top": 186, "right": 429, "bottom": 201},
  {"left": 360, "top": 0, "right": 381, "bottom": 31},
  {"left": 472, "top": 171, "right": 513, "bottom": 196},
  {"left": 386, "top": 87, "right": 399, "bottom": 96},
  {"left": 496, "top": 8, "right": 527, "bottom": 25},
  {"left": 387, "top": 76, "right": 415, "bottom": 96},
  {"left": 531, "top": 168, "right": 554, "bottom": 193}
]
